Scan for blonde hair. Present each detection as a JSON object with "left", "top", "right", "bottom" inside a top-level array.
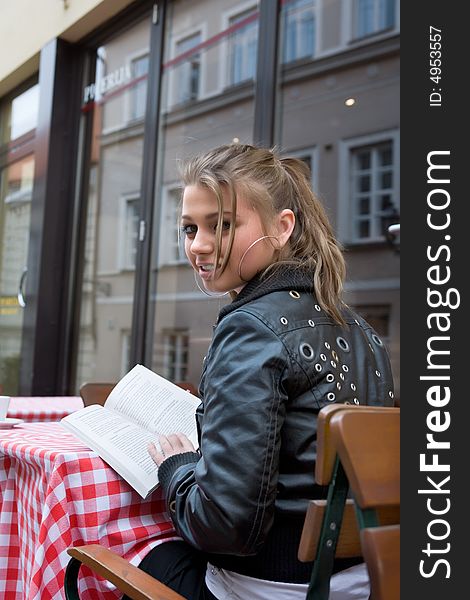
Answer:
[{"left": 181, "top": 144, "right": 346, "bottom": 324}]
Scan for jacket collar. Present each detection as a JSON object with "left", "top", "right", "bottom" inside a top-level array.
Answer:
[{"left": 217, "top": 265, "right": 315, "bottom": 323}]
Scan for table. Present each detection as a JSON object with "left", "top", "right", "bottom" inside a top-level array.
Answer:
[
  {"left": 0, "top": 422, "right": 176, "bottom": 599},
  {"left": 7, "top": 397, "right": 84, "bottom": 423}
]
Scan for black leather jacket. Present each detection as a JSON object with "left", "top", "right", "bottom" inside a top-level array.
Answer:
[{"left": 158, "top": 267, "right": 394, "bottom": 582}]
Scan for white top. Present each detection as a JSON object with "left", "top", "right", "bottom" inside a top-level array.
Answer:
[{"left": 205, "top": 562, "right": 370, "bottom": 600}]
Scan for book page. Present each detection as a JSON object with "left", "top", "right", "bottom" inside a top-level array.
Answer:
[
  {"left": 105, "top": 364, "right": 200, "bottom": 447},
  {"left": 62, "top": 405, "right": 161, "bottom": 498}
]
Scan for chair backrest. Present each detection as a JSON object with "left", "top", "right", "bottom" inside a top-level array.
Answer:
[
  {"left": 330, "top": 407, "right": 400, "bottom": 514},
  {"left": 329, "top": 406, "right": 400, "bottom": 600},
  {"left": 79, "top": 381, "right": 198, "bottom": 408},
  {"left": 79, "top": 382, "right": 115, "bottom": 407},
  {"left": 299, "top": 405, "right": 400, "bottom": 600}
]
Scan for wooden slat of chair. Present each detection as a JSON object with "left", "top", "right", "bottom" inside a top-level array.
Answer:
[
  {"left": 299, "top": 500, "right": 400, "bottom": 562},
  {"left": 330, "top": 408, "right": 400, "bottom": 513},
  {"left": 361, "top": 525, "right": 400, "bottom": 600},
  {"left": 79, "top": 383, "right": 115, "bottom": 407},
  {"left": 299, "top": 499, "right": 361, "bottom": 561},
  {"left": 65, "top": 546, "right": 184, "bottom": 600}
]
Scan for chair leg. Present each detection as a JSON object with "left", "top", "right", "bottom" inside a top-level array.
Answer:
[
  {"left": 306, "top": 458, "right": 349, "bottom": 600},
  {"left": 64, "top": 557, "right": 82, "bottom": 600}
]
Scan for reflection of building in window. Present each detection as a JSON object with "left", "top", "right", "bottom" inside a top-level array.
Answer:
[
  {"left": 284, "top": 147, "right": 317, "bottom": 191},
  {"left": 120, "top": 195, "right": 140, "bottom": 270},
  {"left": 160, "top": 187, "right": 186, "bottom": 265},
  {"left": 130, "top": 54, "right": 149, "bottom": 120},
  {"left": 121, "top": 330, "right": 131, "bottom": 376},
  {"left": 282, "top": 0, "right": 316, "bottom": 63},
  {"left": 228, "top": 7, "right": 258, "bottom": 85},
  {"left": 348, "top": 139, "right": 398, "bottom": 243},
  {"left": 354, "top": 0, "right": 396, "bottom": 38},
  {"left": 159, "top": 330, "right": 189, "bottom": 382},
  {"left": 354, "top": 304, "right": 391, "bottom": 348},
  {"left": 175, "top": 32, "right": 202, "bottom": 104}
]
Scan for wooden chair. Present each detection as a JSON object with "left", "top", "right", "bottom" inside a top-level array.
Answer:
[
  {"left": 328, "top": 406, "right": 400, "bottom": 600},
  {"left": 79, "top": 381, "right": 198, "bottom": 408},
  {"left": 79, "top": 382, "right": 115, "bottom": 407},
  {"left": 299, "top": 404, "right": 399, "bottom": 600}
]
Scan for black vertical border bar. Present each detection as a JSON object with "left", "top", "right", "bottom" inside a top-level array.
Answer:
[
  {"left": 401, "top": 2, "right": 465, "bottom": 597},
  {"left": 19, "top": 39, "right": 83, "bottom": 395},
  {"left": 130, "top": 1, "right": 167, "bottom": 367},
  {"left": 253, "top": 0, "right": 281, "bottom": 148}
]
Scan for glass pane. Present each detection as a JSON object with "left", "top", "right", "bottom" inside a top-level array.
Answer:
[
  {"left": 358, "top": 219, "right": 370, "bottom": 238},
  {"left": 379, "top": 145, "right": 392, "bottom": 166},
  {"left": 359, "top": 174, "right": 370, "bottom": 192},
  {"left": 146, "top": 0, "right": 259, "bottom": 390},
  {"left": 282, "top": 0, "right": 316, "bottom": 63},
  {"left": 380, "top": 170, "right": 392, "bottom": 189},
  {"left": 359, "top": 196, "right": 370, "bottom": 215},
  {"left": 74, "top": 18, "right": 151, "bottom": 390},
  {"left": 0, "top": 82, "right": 38, "bottom": 394},
  {"left": 357, "top": 151, "right": 371, "bottom": 170}
]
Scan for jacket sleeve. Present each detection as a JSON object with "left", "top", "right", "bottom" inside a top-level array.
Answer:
[{"left": 162, "top": 310, "right": 290, "bottom": 556}]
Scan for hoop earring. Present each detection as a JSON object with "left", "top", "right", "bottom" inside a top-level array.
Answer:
[
  {"left": 193, "top": 270, "right": 229, "bottom": 298},
  {"left": 238, "top": 235, "right": 281, "bottom": 281}
]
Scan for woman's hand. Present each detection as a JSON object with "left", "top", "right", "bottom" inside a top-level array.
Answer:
[{"left": 148, "top": 433, "right": 196, "bottom": 467}]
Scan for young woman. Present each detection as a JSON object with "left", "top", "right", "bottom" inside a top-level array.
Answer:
[{"left": 129, "top": 144, "right": 395, "bottom": 600}]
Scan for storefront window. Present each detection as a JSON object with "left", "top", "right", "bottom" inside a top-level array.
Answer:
[
  {"left": 74, "top": 18, "right": 151, "bottom": 390},
  {"left": 147, "top": 0, "right": 259, "bottom": 391},
  {"left": 0, "top": 82, "right": 39, "bottom": 394}
]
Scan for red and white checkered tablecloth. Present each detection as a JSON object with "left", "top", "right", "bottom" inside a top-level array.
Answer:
[
  {"left": 0, "top": 422, "right": 177, "bottom": 599},
  {"left": 7, "top": 397, "right": 85, "bottom": 422}
]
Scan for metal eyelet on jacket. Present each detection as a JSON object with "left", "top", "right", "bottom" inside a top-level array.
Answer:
[
  {"left": 280, "top": 317, "right": 288, "bottom": 325},
  {"left": 330, "top": 360, "right": 337, "bottom": 368},
  {"left": 353, "top": 398, "right": 360, "bottom": 405},
  {"left": 350, "top": 383, "right": 356, "bottom": 391},
  {"left": 315, "top": 363, "right": 322, "bottom": 372},
  {"left": 299, "top": 343, "right": 315, "bottom": 361},
  {"left": 342, "top": 365, "right": 349, "bottom": 372},
  {"left": 315, "top": 304, "right": 321, "bottom": 311},
  {"left": 289, "top": 290, "right": 301, "bottom": 299},
  {"left": 339, "top": 373, "right": 345, "bottom": 381},
  {"left": 327, "top": 392, "right": 335, "bottom": 402},
  {"left": 372, "top": 333, "right": 383, "bottom": 346},
  {"left": 375, "top": 370, "right": 381, "bottom": 378},
  {"left": 336, "top": 382, "right": 342, "bottom": 390},
  {"left": 389, "top": 391, "right": 394, "bottom": 399},
  {"left": 320, "top": 353, "right": 327, "bottom": 361},
  {"left": 326, "top": 373, "right": 335, "bottom": 382},
  {"left": 336, "top": 336, "right": 350, "bottom": 352},
  {"left": 332, "top": 350, "right": 339, "bottom": 362},
  {"left": 324, "top": 342, "right": 331, "bottom": 350},
  {"left": 308, "top": 319, "right": 315, "bottom": 327}
]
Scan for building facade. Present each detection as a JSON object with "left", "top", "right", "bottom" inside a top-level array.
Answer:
[{"left": 0, "top": 0, "right": 400, "bottom": 399}]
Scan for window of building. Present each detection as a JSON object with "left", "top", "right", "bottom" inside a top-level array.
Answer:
[
  {"left": 120, "top": 195, "right": 140, "bottom": 270},
  {"left": 339, "top": 131, "right": 399, "bottom": 244},
  {"left": 129, "top": 53, "right": 149, "bottom": 121},
  {"left": 284, "top": 147, "right": 318, "bottom": 192},
  {"left": 174, "top": 32, "right": 202, "bottom": 104},
  {"left": 159, "top": 187, "right": 185, "bottom": 265},
  {"left": 354, "top": 0, "right": 396, "bottom": 39},
  {"left": 227, "top": 6, "right": 259, "bottom": 86},
  {"left": 159, "top": 330, "right": 189, "bottom": 382},
  {"left": 282, "top": 0, "right": 316, "bottom": 63}
]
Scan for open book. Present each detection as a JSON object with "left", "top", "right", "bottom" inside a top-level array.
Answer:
[{"left": 61, "top": 364, "right": 200, "bottom": 498}]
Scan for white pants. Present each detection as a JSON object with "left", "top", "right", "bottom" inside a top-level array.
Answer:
[{"left": 205, "top": 562, "right": 370, "bottom": 600}]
